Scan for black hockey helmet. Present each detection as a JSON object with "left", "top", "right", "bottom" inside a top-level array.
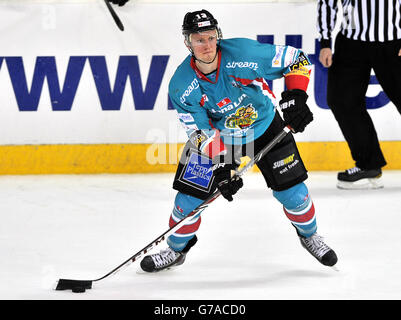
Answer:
[{"left": 182, "top": 9, "right": 222, "bottom": 44}]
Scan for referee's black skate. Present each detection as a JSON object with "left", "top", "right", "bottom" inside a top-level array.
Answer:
[
  {"left": 337, "top": 167, "right": 383, "bottom": 190},
  {"left": 140, "top": 236, "right": 197, "bottom": 273},
  {"left": 298, "top": 232, "right": 338, "bottom": 267}
]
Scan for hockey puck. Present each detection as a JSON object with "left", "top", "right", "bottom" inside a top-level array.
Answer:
[{"left": 72, "top": 287, "right": 86, "bottom": 293}]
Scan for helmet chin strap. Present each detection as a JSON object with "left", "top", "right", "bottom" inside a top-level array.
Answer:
[{"left": 190, "top": 45, "right": 220, "bottom": 67}]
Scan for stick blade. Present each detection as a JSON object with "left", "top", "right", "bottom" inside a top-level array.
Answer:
[
  {"left": 55, "top": 279, "right": 92, "bottom": 291},
  {"left": 104, "top": 0, "right": 124, "bottom": 31}
]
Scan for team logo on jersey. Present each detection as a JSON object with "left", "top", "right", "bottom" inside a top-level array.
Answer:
[
  {"left": 216, "top": 97, "right": 232, "bottom": 108},
  {"left": 225, "top": 104, "right": 258, "bottom": 129}
]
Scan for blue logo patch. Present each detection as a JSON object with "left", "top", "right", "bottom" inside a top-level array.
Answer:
[{"left": 182, "top": 152, "right": 213, "bottom": 189}]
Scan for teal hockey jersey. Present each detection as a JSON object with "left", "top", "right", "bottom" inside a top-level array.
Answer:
[{"left": 168, "top": 37, "right": 311, "bottom": 157}]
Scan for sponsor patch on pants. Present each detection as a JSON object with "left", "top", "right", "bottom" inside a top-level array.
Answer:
[{"left": 182, "top": 152, "right": 214, "bottom": 190}]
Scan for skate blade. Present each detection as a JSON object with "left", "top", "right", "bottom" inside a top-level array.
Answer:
[
  {"left": 136, "top": 266, "right": 178, "bottom": 275},
  {"left": 337, "top": 177, "right": 383, "bottom": 190},
  {"left": 330, "top": 265, "right": 340, "bottom": 272}
]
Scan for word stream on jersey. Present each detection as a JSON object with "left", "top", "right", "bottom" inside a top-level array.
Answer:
[{"left": 0, "top": 36, "right": 389, "bottom": 112}]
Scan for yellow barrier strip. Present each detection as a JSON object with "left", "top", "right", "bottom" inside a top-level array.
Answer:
[
  {"left": 0, "top": 141, "right": 399, "bottom": 175},
  {"left": 297, "top": 141, "right": 401, "bottom": 171}
]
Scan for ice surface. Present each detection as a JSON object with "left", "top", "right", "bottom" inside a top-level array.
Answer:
[{"left": 0, "top": 171, "right": 400, "bottom": 300}]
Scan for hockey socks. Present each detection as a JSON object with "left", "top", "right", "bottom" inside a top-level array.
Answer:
[
  {"left": 273, "top": 183, "right": 317, "bottom": 237},
  {"left": 140, "top": 191, "right": 202, "bottom": 273},
  {"left": 167, "top": 192, "right": 204, "bottom": 252}
]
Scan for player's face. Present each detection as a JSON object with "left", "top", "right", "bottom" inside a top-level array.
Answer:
[{"left": 189, "top": 30, "right": 218, "bottom": 63}]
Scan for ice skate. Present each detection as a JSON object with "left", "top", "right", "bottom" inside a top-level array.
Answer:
[
  {"left": 337, "top": 167, "right": 383, "bottom": 190},
  {"left": 140, "top": 236, "right": 197, "bottom": 273},
  {"left": 298, "top": 232, "right": 338, "bottom": 267},
  {"left": 140, "top": 247, "right": 187, "bottom": 273}
]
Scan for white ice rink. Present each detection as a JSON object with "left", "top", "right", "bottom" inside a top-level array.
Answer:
[{"left": 1, "top": 171, "right": 401, "bottom": 300}]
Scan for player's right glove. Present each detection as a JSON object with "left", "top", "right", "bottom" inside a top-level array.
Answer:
[
  {"left": 212, "top": 159, "right": 243, "bottom": 202},
  {"left": 108, "top": 0, "right": 129, "bottom": 6},
  {"left": 279, "top": 89, "right": 313, "bottom": 133}
]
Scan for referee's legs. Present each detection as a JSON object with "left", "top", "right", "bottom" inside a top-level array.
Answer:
[
  {"left": 327, "top": 35, "right": 386, "bottom": 170},
  {"left": 371, "top": 39, "right": 401, "bottom": 116}
]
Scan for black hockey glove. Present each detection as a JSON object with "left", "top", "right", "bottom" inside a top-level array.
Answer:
[
  {"left": 279, "top": 89, "right": 313, "bottom": 133},
  {"left": 212, "top": 161, "right": 243, "bottom": 202},
  {"left": 108, "top": 0, "right": 129, "bottom": 6}
]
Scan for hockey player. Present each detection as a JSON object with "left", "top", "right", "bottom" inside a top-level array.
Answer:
[{"left": 140, "top": 9, "right": 338, "bottom": 272}]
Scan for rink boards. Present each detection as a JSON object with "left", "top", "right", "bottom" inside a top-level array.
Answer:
[
  {"left": 0, "top": 1, "right": 399, "bottom": 173},
  {"left": 0, "top": 141, "right": 399, "bottom": 174}
]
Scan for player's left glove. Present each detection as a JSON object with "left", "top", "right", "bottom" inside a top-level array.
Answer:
[
  {"left": 212, "top": 159, "right": 243, "bottom": 202},
  {"left": 279, "top": 89, "right": 313, "bottom": 133},
  {"left": 108, "top": 0, "right": 129, "bottom": 6}
]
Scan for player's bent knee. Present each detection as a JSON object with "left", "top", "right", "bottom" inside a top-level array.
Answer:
[
  {"left": 174, "top": 192, "right": 204, "bottom": 218},
  {"left": 273, "top": 182, "right": 309, "bottom": 209}
]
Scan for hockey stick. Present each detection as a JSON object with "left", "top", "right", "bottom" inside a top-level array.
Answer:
[
  {"left": 55, "top": 126, "right": 291, "bottom": 292},
  {"left": 104, "top": 0, "right": 124, "bottom": 31}
]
